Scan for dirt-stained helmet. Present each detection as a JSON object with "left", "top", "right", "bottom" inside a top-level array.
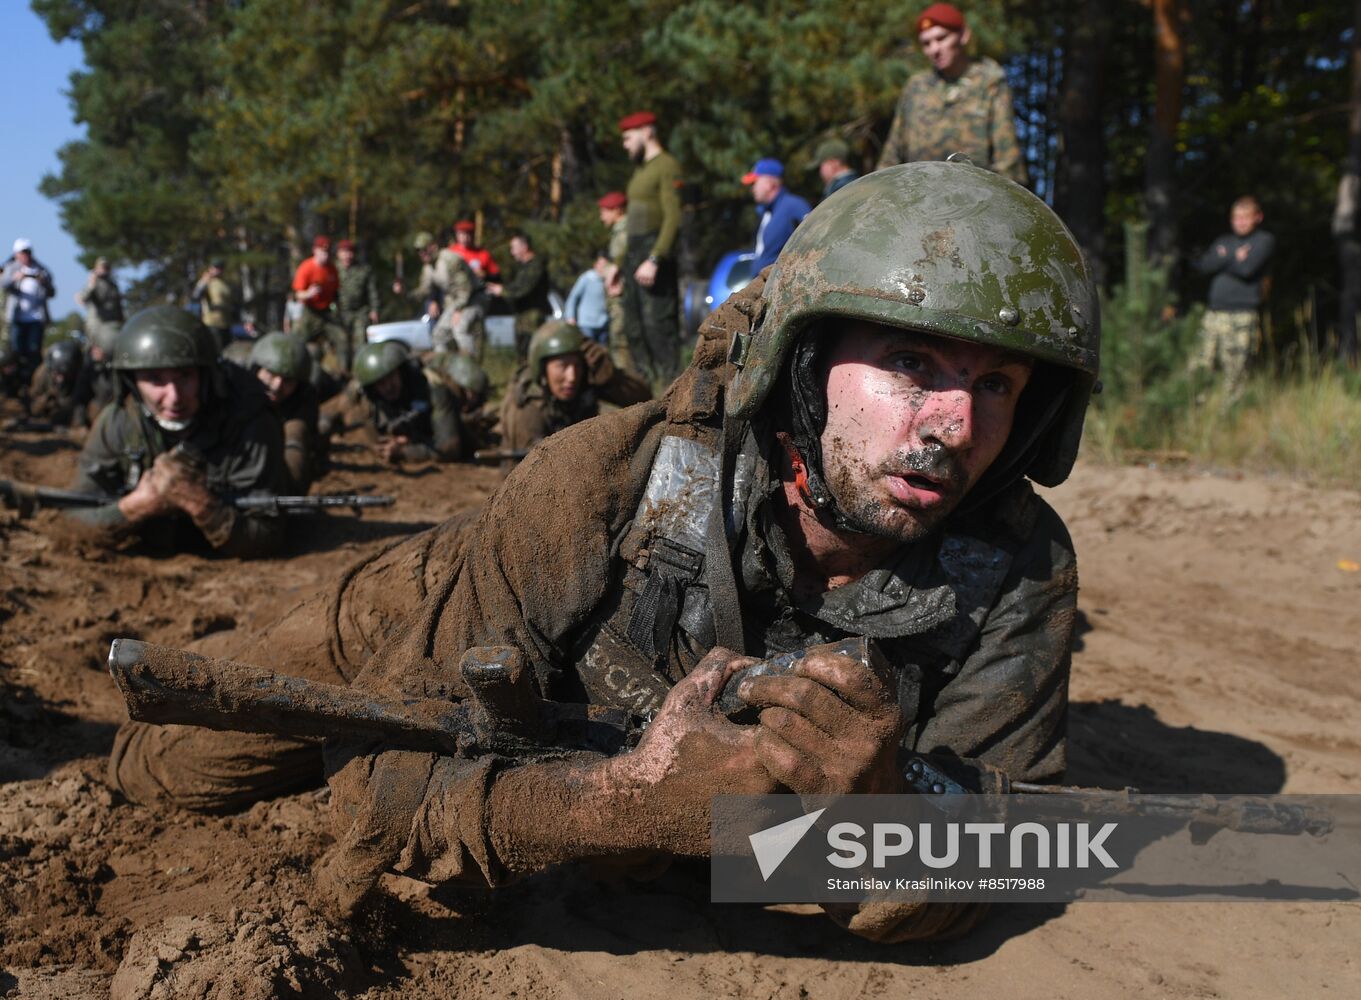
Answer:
[
  {"left": 352, "top": 340, "right": 408, "bottom": 388},
  {"left": 47, "top": 339, "right": 84, "bottom": 377},
  {"left": 249, "top": 332, "right": 313, "bottom": 382},
  {"left": 114, "top": 306, "right": 219, "bottom": 371},
  {"left": 432, "top": 351, "right": 490, "bottom": 398},
  {"left": 88, "top": 321, "right": 121, "bottom": 357},
  {"left": 726, "top": 160, "right": 1099, "bottom": 488},
  {"left": 527, "top": 321, "right": 585, "bottom": 380}
]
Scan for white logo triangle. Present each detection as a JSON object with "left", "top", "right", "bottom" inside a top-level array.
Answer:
[{"left": 749, "top": 807, "right": 827, "bottom": 881}]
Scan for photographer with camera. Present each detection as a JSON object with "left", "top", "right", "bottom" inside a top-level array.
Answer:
[{"left": 2, "top": 238, "right": 56, "bottom": 383}]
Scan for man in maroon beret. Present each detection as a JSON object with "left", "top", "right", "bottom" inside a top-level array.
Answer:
[
  {"left": 877, "top": 3, "right": 1026, "bottom": 185},
  {"left": 614, "top": 112, "right": 683, "bottom": 387},
  {"left": 596, "top": 191, "right": 633, "bottom": 371}
]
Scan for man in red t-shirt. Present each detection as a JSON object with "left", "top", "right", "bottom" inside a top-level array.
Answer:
[
  {"left": 449, "top": 220, "right": 500, "bottom": 280},
  {"left": 291, "top": 236, "right": 348, "bottom": 375}
]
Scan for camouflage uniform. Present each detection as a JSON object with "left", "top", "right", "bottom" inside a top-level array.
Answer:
[
  {"left": 412, "top": 249, "right": 479, "bottom": 356},
  {"left": 28, "top": 361, "right": 83, "bottom": 427},
  {"left": 194, "top": 274, "right": 241, "bottom": 348},
  {"left": 877, "top": 57, "right": 1027, "bottom": 185},
  {"left": 1187, "top": 311, "right": 1256, "bottom": 398},
  {"left": 335, "top": 261, "right": 381, "bottom": 371},
  {"left": 606, "top": 216, "right": 632, "bottom": 371}
]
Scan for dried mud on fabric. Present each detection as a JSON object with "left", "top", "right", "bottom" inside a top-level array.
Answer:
[{"left": 2, "top": 416, "right": 1359, "bottom": 999}]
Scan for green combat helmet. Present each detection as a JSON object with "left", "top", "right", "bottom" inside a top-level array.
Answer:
[
  {"left": 88, "top": 321, "right": 121, "bottom": 358},
  {"left": 47, "top": 340, "right": 84, "bottom": 377},
  {"left": 114, "top": 306, "right": 219, "bottom": 372},
  {"left": 726, "top": 159, "right": 1099, "bottom": 494},
  {"left": 352, "top": 341, "right": 408, "bottom": 388},
  {"left": 433, "top": 351, "right": 490, "bottom": 399},
  {"left": 249, "top": 332, "right": 313, "bottom": 383},
  {"left": 527, "top": 321, "right": 585, "bottom": 381}
]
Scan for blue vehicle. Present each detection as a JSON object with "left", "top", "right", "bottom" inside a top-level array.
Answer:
[{"left": 684, "top": 250, "right": 755, "bottom": 339}]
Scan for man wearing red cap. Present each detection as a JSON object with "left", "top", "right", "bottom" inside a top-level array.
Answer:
[
  {"left": 335, "top": 239, "right": 381, "bottom": 372},
  {"left": 292, "top": 236, "right": 346, "bottom": 374},
  {"left": 596, "top": 191, "right": 633, "bottom": 371},
  {"left": 876, "top": 3, "right": 1026, "bottom": 185},
  {"left": 449, "top": 220, "right": 501, "bottom": 282},
  {"left": 615, "top": 111, "right": 683, "bottom": 386}
]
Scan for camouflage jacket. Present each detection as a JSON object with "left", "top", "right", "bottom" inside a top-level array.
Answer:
[
  {"left": 336, "top": 263, "right": 381, "bottom": 321},
  {"left": 877, "top": 57, "right": 1027, "bottom": 185}
]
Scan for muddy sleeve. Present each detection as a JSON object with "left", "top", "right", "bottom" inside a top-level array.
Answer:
[
  {"left": 325, "top": 404, "right": 666, "bottom": 888},
  {"left": 65, "top": 406, "right": 136, "bottom": 536},
  {"left": 583, "top": 340, "right": 652, "bottom": 407},
  {"left": 915, "top": 500, "right": 1078, "bottom": 783},
  {"left": 281, "top": 416, "right": 312, "bottom": 493}
]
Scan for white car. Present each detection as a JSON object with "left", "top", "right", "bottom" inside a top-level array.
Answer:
[{"left": 367, "top": 292, "right": 564, "bottom": 351}]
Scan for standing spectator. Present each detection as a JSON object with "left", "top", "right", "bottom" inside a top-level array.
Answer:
[
  {"left": 810, "top": 138, "right": 860, "bottom": 201},
  {"left": 445, "top": 220, "right": 493, "bottom": 359},
  {"left": 1189, "top": 195, "right": 1276, "bottom": 400},
  {"left": 487, "top": 232, "right": 550, "bottom": 362},
  {"left": 877, "top": 3, "right": 1027, "bottom": 186},
  {"left": 291, "top": 236, "right": 346, "bottom": 374},
  {"left": 401, "top": 231, "right": 479, "bottom": 356},
  {"left": 743, "top": 159, "right": 812, "bottom": 274},
  {"left": 76, "top": 257, "right": 124, "bottom": 347},
  {"left": 614, "top": 111, "right": 683, "bottom": 386},
  {"left": 335, "top": 239, "right": 381, "bottom": 372},
  {"left": 2, "top": 238, "right": 56, "bottom": 382},
  {"left": 564, "top": 251, "right": 612, "bottom": 344},
  {"left": 192, "top": 260, "right": 241, "bottom": 349},
  {"left": 596, "top": 191, "right": 633, "bottom": 371},
  {"left": 449, "top": 220, "right": 501, "bottom": 280}
]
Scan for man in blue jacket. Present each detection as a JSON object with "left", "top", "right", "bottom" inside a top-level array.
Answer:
[{"left": 744, "top": 159, "right": 811, "bottom": 274}]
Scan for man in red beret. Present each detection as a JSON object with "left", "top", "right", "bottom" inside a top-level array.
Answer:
[
  {"left": 291, "top": 236, "right": 347, "bottom": 375},
  {"left": 614, "top": 112, "right": 683, "bottom": 387},
  {"left": 596, "top": 191, "right": 633, "bottom": 371},
  {"left": 876, "top": 3, "right": 1026, "bottom": 185}
]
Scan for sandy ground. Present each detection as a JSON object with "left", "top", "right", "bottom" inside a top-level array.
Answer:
[{"left": 2, "top": 417, "right": 1359, "bottom": 999}]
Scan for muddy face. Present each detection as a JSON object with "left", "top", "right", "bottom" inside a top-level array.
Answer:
[{"left": 819, "top": 322, "right": 1031, "bottom": 542}]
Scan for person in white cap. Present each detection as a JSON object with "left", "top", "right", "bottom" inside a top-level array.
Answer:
[{"left": 2, "top": 239, "right": 56, "bottom": 382}]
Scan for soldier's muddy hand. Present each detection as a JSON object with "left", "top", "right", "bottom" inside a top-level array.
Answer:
[
  {"left": 115, "top": 469, "right": 174, "bottom": 524},
  {"left": 739, "top": 646, "right": 906, "bottom": 795},
  {"left": 148, "top": 449, "right": 218, "bottom": 521},
  {"left": 582, "top": 340, "right": 615, "bottom": 385},
  {"left": 601, "top": 646, "right": 780, "bottom": 855}
]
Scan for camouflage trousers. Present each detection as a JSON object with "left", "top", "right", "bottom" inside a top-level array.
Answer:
[
  {"left": 434, "top": 302, "right": 486, "bottom": 360},
  {"left": 294, "top": 307, "right": 349, "bottom": 377},
  {"left": 1188, "top": 309, "right": 1259, "bottom": 397}
]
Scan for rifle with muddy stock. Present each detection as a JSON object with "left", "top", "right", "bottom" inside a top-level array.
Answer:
[
  {"left": 0, "top": 477, "right": 394, "bottom": 518},
  {"left": 103, "top": 635, "right": 1332, "bottom": 842}
]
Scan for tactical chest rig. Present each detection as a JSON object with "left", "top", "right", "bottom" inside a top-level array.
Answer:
[{"left": 564, "top": 295, "right": 1036, "bottom": 735}]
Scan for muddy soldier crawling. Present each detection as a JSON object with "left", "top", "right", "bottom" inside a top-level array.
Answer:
[{"left": 110, "top": 162, "right": 1097, "bottom": 943}]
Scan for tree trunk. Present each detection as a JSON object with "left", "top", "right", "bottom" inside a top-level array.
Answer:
[
  {"left": 1145, "top": 0, "right": 1185, "bottom": 265},
  {"left": 1333, "top": 0, "right": 1361, "bottom": 365},
  {"left": 1055, "top": 0, "right": 1112, "bottom": 285}
]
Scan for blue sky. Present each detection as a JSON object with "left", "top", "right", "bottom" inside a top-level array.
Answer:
[{"left": 3, "top": 6, "right": 88, "bottom": 320}]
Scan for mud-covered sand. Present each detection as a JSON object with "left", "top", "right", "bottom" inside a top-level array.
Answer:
[{"left": 2, "top": 423, "right": 1358, "bottom": 999}]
